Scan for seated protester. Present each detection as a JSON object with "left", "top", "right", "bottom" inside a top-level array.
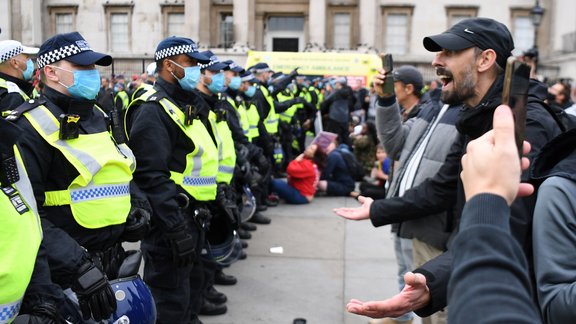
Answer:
[
  {"left": 352, "top": 120, "right": 379, "bottom": 176},
  {"left": 270, "top": 144, "right": 325, "bottom": 204},
  {"left": 353, "top": 144, "right": 390, "bottom": 199},
  {"left": 317, "top": 139, "right": 356, "bottom": 196}
]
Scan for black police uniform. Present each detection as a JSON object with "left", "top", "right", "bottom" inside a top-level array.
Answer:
[
  {"left": 127, "top": 77, "right": 215, "bottom": 323},
  {"left": 0, "top": 72, "right": 35, "bottom": 112}
]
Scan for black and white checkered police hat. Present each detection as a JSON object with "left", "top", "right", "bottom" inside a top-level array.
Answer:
[
  {"left": 223, "top": 60, "right": 244, "bottom": 73},
  {"left": 199, "top": 50, "right": 229, "bottom": 71},
  {"left": 154, "top": 36, "right": 210, "bottom": 64},
  {"left": 0, "top": 40, "right": 39, "bottom": 64},
  {"left": 37, "top": 32, "right": 112, "bottom": 68}
]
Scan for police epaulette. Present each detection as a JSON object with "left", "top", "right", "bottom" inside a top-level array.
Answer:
[{"left": 3, "top": 99, "right": 46, "bottom": 122}]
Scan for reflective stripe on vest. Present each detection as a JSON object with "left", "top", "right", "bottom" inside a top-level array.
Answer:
[
  {"left": 24, "top": 105, "right": 134, "bottom": 229},
  {"left": 0, "top": 149, "right": 42, "bottom": 317},
  {"left": 0, "top": 78, "right": 29, "bottom": 102},
  {"left": 245, "top": 102, "right": 260, "bottom": 141},
  {"left": 0, "top": 298, "right": 22, "bottom": 324},
  {"left": 227, "top": 97, "right": 249, "bottom": 137},
  {"left": 213, "top": 111, "right": 236, "bottom": 184},
  {"left": 259, "top": 85, "right": 279, "bottom": 134},
  {"left": 156, "top": 98, "right": 219, "bottom": 201}
]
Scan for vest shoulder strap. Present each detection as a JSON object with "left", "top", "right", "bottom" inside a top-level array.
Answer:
[{"left": 4, "top": 98, "right": 46, "bottom": 122}]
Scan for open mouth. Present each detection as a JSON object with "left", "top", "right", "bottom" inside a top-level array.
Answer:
[{"left": 438, "top": 75, "right": 453, "bottom": 89}]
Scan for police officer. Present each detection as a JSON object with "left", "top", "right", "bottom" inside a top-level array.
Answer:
[
  {"left": 125, "top": 36, "right": 218, "bottom": 324},
  {"left": 0, "top": 40, "right": 39, "bottom": 111},
  {"left": 9, "top": 32, "right": 151, "bottom": 322},
  {"left": 0, "top": 118, "right": 64, "bottom": 323}
]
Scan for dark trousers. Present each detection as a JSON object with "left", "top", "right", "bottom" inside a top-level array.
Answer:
[{"left": 142, "top": 219, "right": 205, "bottom": 323}]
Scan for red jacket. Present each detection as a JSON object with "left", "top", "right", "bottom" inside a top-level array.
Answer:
[{"left": 287, "top": 159, "right": 319, "bottom": 197}]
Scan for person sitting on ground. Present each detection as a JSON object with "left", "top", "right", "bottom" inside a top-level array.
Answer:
[
  {"left": 317, "top": 139, "right": 356, "bottom": 196},
  {"left": 352, "top": 120, "right": 380, "bottom": 177},
  {"left": 352, "top": 144, "right": 390, "bottom": 200},
  {"left": 270, "top": 143, "right": 326, "bottom": 204}
]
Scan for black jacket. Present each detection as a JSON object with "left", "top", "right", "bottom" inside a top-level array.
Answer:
[
  {"left": 368, "top": 76, "right": 561, "bottom": 315},
  {"left": 0, "top": 72, "right": 35, "bottom": 111},
  {"left": 15, "top": 87, "right": 145, "bottom": 287},
  {"left": 126, "top": 77, "right": 215, "bottom": 233}
]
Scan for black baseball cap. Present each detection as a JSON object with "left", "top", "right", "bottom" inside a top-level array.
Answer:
[
  {"left": 154, "top": 36, "right": 210, "bottom": 64},
  {"left": 423, "top": 17, "right": 514, "bottom": 69},
  {"left": 393, "top": 65, "right": 424, "bottom": 91},
  {"left": 37, "top": 32, "right": 112, "bottom": 68}
]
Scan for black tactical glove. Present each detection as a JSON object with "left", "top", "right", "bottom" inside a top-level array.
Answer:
[
  {"left": 165, "top": 223, "right": 197, "bottom": 267},
  {"left": 121, "top": 206, "right": 151, "bottom": 242},
  {"left": 72, "top": 261, "right": 116, "bottom": 321},
  {"left": 13, "top": 303, "right": 62, "bottom": 324}
]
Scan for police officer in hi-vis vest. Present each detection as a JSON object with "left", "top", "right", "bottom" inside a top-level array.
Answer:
[
  {"left": 0, "top": 118, "right": 66, "bottom": 323},
  {"left": 125, "top": 36, "right": 218, "bottom": 324},
  {"left": 0, "top": 40, "right": 39, "bottom": 112},
  {"left": 7, "top": 32, "right": 151, "bottom": 322}
]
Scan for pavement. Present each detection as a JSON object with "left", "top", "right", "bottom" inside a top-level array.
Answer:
[{"left": 196, "top": 196, "right": 423, "bottom": 324}]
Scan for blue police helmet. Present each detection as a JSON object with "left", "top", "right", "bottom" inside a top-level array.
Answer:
[
  {"left": 205, "top": 208, "right": 243, "bottom": 266},
  {"left": 108, "top": 275, "right": 157, "bottom": 324},
  {"left": 240, "top": 185, "right": 256, "bottom": 222}
]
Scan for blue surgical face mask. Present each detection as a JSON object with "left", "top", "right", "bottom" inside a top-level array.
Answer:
[
  {"left": 53, "top": 66, "right": 101, "bottom": 100},
  {"left": 169, "top": 60, "right": 201, "bottom": 92},
  {"left": 207, "top": 72, "right": 225, "bottom": 94},
  {"left": 229, "top": 76, "right": 241, "bottom": 90},
  {"left": 244, "top": 85, "right": 256, "bottom": 97},
  {"left": 18, "top": 59, "right": 35, "bottom": 81}
]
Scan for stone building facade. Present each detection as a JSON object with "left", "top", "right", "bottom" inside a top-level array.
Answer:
[{"left": 1, "top": 0, "right": 574, "bottom": 82}]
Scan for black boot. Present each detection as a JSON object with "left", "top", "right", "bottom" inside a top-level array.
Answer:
[
  {"left": 204, "top": 285, "right": 227, "bottom": 304},
  {"left": 199, "top": 300, "right": 227, "bottom": 316},
  {"left": 249, "top": 212, "right": 271, "bottom": 225},
  {"left": 214, "top": 270, "right": 237, "bottom": 285},
  {"left": 241, "top": 222, "right": 257, "bottom": 231}
]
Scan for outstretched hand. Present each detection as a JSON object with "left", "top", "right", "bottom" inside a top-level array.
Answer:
[
  {"left": 346, "top": 272, "right": 430, "bottom": 318},
  {"left": 333, "top": 196, "right": 373, "bottom": 220}
]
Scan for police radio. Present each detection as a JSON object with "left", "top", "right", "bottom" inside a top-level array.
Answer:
[
  {"left": 59, "top": 114, "right": 80, "bottom": 140},
  {"left": 184, "top": 105, "right": 198, "bottom": 126}
]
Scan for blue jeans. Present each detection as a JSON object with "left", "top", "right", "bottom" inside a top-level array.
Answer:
[
  {"left": 393, "top": 233, "right": 415, "bottom": 321},
  {"left": 270, "top": 179, "right": 309, "bottom": 204}
]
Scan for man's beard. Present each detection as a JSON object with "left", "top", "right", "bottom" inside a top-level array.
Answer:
[{"left": 440, "top": 65, "right": 476, "bottom": 105}]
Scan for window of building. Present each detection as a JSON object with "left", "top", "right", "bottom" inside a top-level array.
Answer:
[
  {"left": 265, "top": 16, "right": 304, "bottom": 52},
  {"left": 210, "top": 5, "right": 234, "bottom": 48},
  {"left": 382, "top": 7, "right": 413, "bottom": 55},
  {"left": 333, "top": 13, "right": 351, "bottom": 49},
  {"left": 220, "top": 13, "right": 234, "bottom": 48},
  {"left": 511, "top": 10, "right": 535, "bottom": 55},
  {"left": 327, "top": 6, "right": 358, "bottom": 50},
  {"left": 104, "top": 5, "right": 133, "bottom": 53},
  {"left": 162, "top": 5, "right": 184, "bottom": 37},
  {"left": 445, "top": 6, "right": 478, "bottom": 27},
  {"left": 268, "top": 16, "right": 305, "bottom": 31},
  {"left": 48, "top": 5, "right": 78, "bottom": 36}
]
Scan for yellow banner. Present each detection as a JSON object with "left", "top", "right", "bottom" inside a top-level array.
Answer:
[{"left": 246, "top": 51, "right": 382, "bottom": 87}]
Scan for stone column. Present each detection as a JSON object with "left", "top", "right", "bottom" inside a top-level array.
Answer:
[
  {"left": 308, "top": 0, "right": 326, "bottom": 49},
  {"left": 359, "top": 0, "right": 377, "bottom": 50},
  {"left": 0, "top": 0, "right": 12, "bottom": 40},
  {"left": 185, "top": 0, "right": 201, "bottom": 43},
  {"left": 233, "top": 0, "right": 254, "bottom": 50}
]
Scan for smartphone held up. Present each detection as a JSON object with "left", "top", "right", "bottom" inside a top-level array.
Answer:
[
  {"left": 501, "top": 57, "right": 531, "bottom": 156},
  {"left": 379, "top": 53, "right": 394, "bottom": 96}
]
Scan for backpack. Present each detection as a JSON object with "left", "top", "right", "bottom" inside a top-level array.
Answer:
[{"left": 337, "top": 148, "right": 365, "bottom": 181}]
